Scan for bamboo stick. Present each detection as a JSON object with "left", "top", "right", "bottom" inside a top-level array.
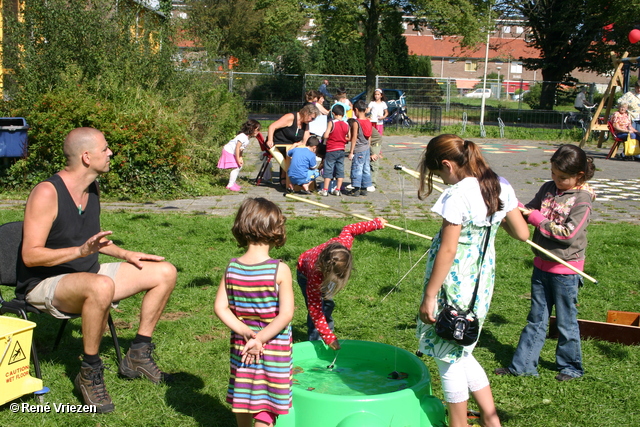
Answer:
[
  {"left": 284, "top": 194, "right": 433, "bottom": 241},
  {"left": 395, "top": 164, "right": 599, "bottom": 284},
  {"left": 525, "top": 239, "right": 598, "bottom": 284},
  {"left": 394, "top": 164, "right": 445, "bottom": 191}
]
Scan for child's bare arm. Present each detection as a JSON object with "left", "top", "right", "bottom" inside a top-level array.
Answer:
[
  {"left": 348, "top": 121, "right": 358, "bottom": 159},
  {"left": 214, "top": 276, "right": 256, "bottom": 342},
  {"left": 267, "top": 113, "right": 295, "bottom": 148},
  {"left": 419, "top": 220, "right": 461, "bottom": 324},
  {"left": 323, "top": 121, "right": 333, "bottom": 141},
  {"left": 502, "top": 207, "right": 530, "bottom": 241},
  {"left": 254, "top": 262, "right": 294, "bottom": 345},
  {"left": 234, "top": 141, "right": 244, "bottom": 167}
]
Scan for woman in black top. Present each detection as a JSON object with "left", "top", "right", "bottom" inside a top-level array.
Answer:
[{"left": 267, "top": 104, "right": 320, "bottom": 191}]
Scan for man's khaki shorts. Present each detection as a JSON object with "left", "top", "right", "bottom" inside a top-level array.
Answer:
[{"left": 25, "top": 263, "right": 122, "bottom": 319}]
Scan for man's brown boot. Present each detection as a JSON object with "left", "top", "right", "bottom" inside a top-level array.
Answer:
[
  {"left": 74, "top": 362, "right": 115, "bottom": 413},
  {"left": 119, "top": 342, "right": 173, "bottom": 384}
]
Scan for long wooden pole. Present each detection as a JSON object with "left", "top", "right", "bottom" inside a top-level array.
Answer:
[
  {"left": 394, "top": 164, "right": 445, "bottom": 191},
  {"left": 284, "top": 194, "right": 433, "bottom": 241},
  {"left": 395, "top": 165, "right": 598, "bottom": 284}
]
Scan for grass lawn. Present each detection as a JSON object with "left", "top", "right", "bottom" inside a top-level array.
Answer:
[{"left": 0, "top": 208, "right": 638, "bottom": 427}]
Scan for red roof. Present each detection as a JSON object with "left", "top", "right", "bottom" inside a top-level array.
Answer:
[{"left": 406, "top": 35, "right": 540, "bottom": 60}]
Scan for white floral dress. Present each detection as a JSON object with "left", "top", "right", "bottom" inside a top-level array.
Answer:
[{"left": 416, "top": 177, "right": 518, "bottom": 363}]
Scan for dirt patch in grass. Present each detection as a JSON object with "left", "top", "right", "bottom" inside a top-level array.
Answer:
[
  {"left": 160, "top": 311, "right": 191, "bottom": 321},
  {"left": 114, "top": 319, "right": 134, "bottom": 330}
]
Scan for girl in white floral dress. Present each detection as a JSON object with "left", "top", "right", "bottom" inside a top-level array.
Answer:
[{"left": 415, "top": 134, "right": 529, "bottom": 427}]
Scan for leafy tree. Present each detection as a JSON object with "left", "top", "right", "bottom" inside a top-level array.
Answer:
[
  {"left": 3, "top": 0, "right": 175, "bottom": 105},
  {"left": 307, "top": 0, "right": 365, "bottom": 75},
  {"left": 308, "top": 0, "right": 494, "bottom": 98},
  {"left": 362, "top": 0, "right": 382, "bottom": 99},
  {"left": 409, "top": 0, "right": 494, "bottom": 48},
  {"left": 497, "top": 0, "right": 640, "bottom": 110},
  {"left": 184, "top": 0, "right": 306, "bottom": 69},
  {"left": 308, "top": 1, "right": 409, "bottom": 98},
  {"left": 184, "top": 0, "right": 264, "bottom": 62},
  {"left": 0, "top": 0, "right": 247, "bottom": 197},
  {"left": 409, "top": 55, "right": 433, "bottom": 77},
  {"left": 377, "top": 8, "right": 411, "bottom": 76}
]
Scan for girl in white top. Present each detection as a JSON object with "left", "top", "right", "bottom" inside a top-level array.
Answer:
[
  {"left": 218, "top": 119, "right": 261, "bottom": 191},
  {"left": 366, "top": 88, "right": 388, "bottom": 134},
  {"left": 415, "top": 134, "right": 529, "bottom": 427}
]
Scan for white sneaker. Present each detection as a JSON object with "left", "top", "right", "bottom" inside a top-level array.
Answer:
[
  {"left": 318, "top": 189, "right": 328, "bottom": 196},
  {"left": 366, "top": 186, "right": 376, "bottom": 192},
  {"left": 345, "top": 184, "right": 354, "bottom": 190},
  {"left": 330, "top": 189, "right": 341, "bottom": 196}
]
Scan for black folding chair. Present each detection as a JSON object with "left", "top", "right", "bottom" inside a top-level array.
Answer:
[{"left": 0, "top": 221, "right": 122, "bottom": 382}]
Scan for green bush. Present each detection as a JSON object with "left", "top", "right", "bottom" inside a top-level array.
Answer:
[
  {"left": 524, "top": 83, "right": 542, "bottom": 109},
  {"left": 3, "top": 87, "right": 187, "bottom": 199},
  {"left": 168, "top": 73, "right": 248, "bottom": 177},
  {"left": 0, "top": 1, "right": 250, "bottom": 198}
]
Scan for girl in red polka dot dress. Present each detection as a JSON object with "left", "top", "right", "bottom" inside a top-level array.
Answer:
[{"left": 296, "top": 218, "right": 387, "bottom": 350}]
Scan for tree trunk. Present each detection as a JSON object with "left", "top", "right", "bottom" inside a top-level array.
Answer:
[
  {"left": 364, "top": 0, "right": 380, "bottom": 101},
  {"left": 539, "top": 81, "right": 557, "bottom": 111},
  {"left": 539, "top": 68, "right": 568, "bottom": 110}
]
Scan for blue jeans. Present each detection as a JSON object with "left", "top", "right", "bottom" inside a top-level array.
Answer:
[
  {"left": 350, "top": 149, "right": 371, "bottom": 188},
  {"left": 297, "top": 270, "right": 335, "bottom": 341},
  {"left": 509, "top": 267, "right": 584, "bottom": 378},
  {"left": 617, "top": 132, "right": 638, "bottom": 141},
  {"left": 323, "top": 150, "right": 345, "bottom": 179}
]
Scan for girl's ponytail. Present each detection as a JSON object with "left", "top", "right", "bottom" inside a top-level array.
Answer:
[
  {"left": 463, "top": 141, "right": 503, "bottom": 216},
  {"left": 418, "top": 134, "right": 503, "bottom": 216},
  {"left": 316, "top": 243, "right": 352, "bottom": 298}
]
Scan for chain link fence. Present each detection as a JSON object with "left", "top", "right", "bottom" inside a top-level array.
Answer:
[{"left": 202, "top": 71, "right": 606, "bottom": 131}]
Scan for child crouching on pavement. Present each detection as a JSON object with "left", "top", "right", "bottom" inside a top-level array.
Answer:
[{"left": 286, "top": 136, "right": 321, "bottom": 195}]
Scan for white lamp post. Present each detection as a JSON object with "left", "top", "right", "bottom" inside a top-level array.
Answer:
[
  {"left": 496, "top": 66, "right": 502, "bottom": 99},
  {"left": 479, "top": 31, "right": 490, "bottom": 136}
]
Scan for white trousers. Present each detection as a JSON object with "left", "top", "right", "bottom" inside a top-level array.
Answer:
[{"left": 434, "top": 352, "right": 490, "bottom": 403}]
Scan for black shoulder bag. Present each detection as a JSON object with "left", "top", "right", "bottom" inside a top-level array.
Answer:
[{"left": 434, "top": 221, "right": 492, "bottom": 346}]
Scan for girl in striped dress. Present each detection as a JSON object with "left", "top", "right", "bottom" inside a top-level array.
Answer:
[{"left": 215, "top": 197, "right": 294, "bottom": 427}]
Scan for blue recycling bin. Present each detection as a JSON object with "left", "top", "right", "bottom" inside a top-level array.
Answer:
[{"left": 0, "top": 117, "right": 29, "bottom": 158}]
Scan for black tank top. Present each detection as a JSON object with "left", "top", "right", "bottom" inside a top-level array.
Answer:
[
  {"left": 16, "top": 174, "right": 101, "bottom": 299},
  {"left": 272, "top": 112, "right": 306, "bottom": 145}
]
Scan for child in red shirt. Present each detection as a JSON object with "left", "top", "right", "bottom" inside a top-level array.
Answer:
[{"left": 320, "top": 104, "right": 350, "bottom": 196}]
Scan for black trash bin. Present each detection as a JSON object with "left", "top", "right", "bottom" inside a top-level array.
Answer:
[{"left": 0, "top": 117, "right": 29, "bottom": 158}]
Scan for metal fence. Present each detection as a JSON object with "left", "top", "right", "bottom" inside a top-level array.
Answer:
[
  {"left": 208, "top": 71, "right": 606, "bottom": 130},
  {"left": 221, "top": 72, "right": 538, "bottom": 103}
]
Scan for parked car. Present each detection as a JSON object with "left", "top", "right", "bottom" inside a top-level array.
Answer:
[
  {"left": 350, "top": 89, "right": 406, "bottom": 115},
  {"left": 464, "top": 88, "right": 491, "bottom": 99}
]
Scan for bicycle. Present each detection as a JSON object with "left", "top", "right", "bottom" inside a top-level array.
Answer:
[
  {"left": 564, "top": 105, "right": 608, "bottom": 142},
  {"left": 385, "top": 105, "right": 414, "bottom": 128}
]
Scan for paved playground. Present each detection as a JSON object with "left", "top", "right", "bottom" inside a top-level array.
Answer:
[{"left": 1, "top": 135, "right": 638, "bottom": 222}]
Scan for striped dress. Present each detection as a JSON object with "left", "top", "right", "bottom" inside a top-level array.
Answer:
[{"left": 224, "top": 258, "right": 292, "bottom": 415}]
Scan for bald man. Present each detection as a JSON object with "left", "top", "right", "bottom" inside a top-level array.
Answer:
[{"left": 17, "top": 127, "right": 177, "bottom": 413}]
